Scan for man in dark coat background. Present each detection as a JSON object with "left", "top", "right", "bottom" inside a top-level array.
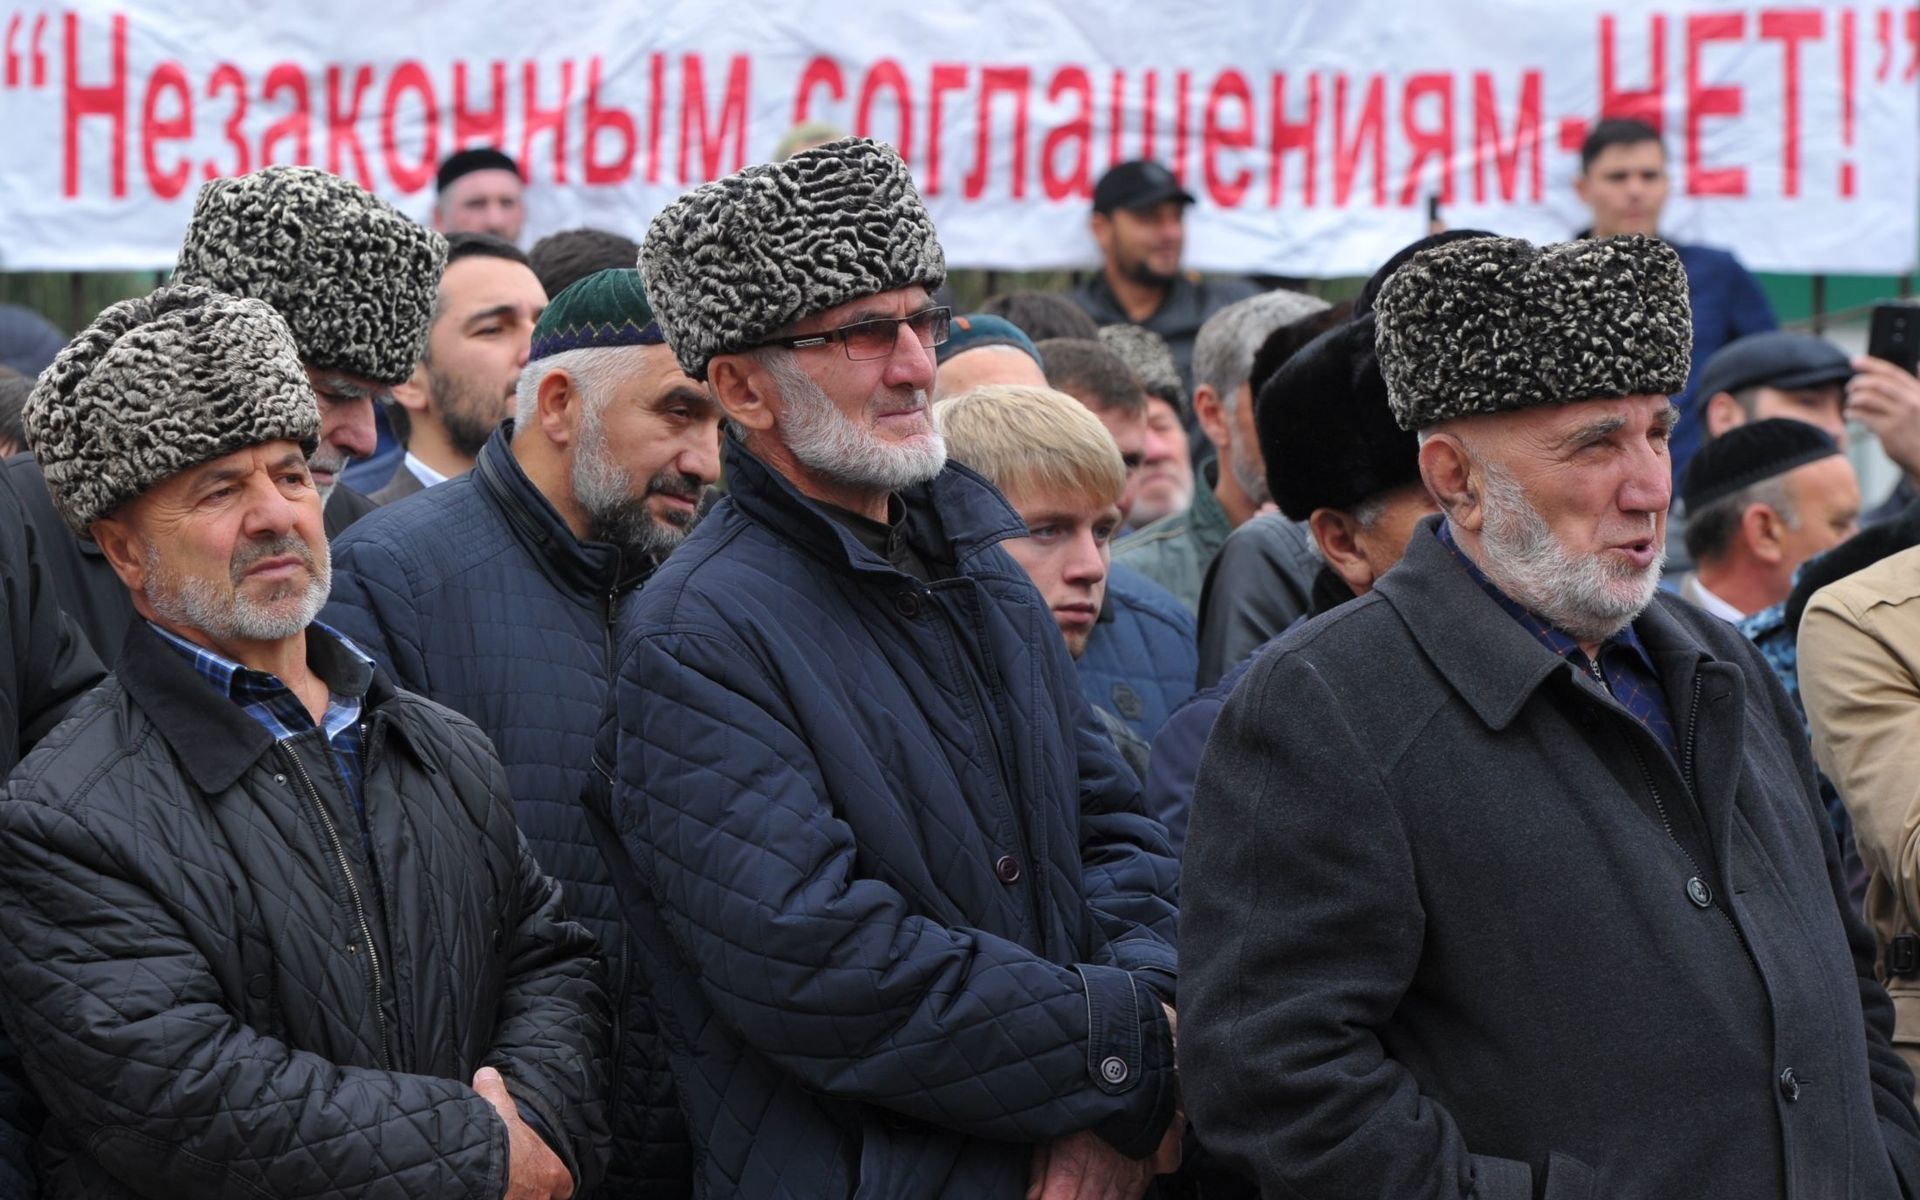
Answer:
[
  {"left": 595, "top": 137, "right": 1184, "bottom": 1198},
  {"left": 324, "top": 267, "right": 722, "bottom": 1196},
  {"left": 1180, "top": 234, "right": 1920, "bottom": 1199},
  {"left": 0, "top": 284, "right": 609, "bottom": 1198}
]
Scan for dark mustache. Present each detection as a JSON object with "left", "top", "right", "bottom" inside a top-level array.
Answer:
[{"left": 230, "top": 535, "right": 316, "bottom": 585}]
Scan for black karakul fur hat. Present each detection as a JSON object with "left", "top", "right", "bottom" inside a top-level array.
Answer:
[
  {"left": 1372, "top": 234, "right": 1692, "bottom": 431},
  {"left": 1259, "top": 313, "right": 1418, "bottom": 521}
]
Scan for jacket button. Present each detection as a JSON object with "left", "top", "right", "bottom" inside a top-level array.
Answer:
[
  {"left": 994, "top": 855, "right": 1022, "bottom": 884},
  {"left": 1779, "top": 1067, "right": 1801, "bottom": 1102},
  {"left": 246, "top": 974, "right": 271, "bottom": 1000},
  {"left": 894, "top": 591, "right": 922, "bottom": 618},
  {"left": 1100, "top": 1056, "right": 1129, "bottom": 1085},
  {"left": 1686, "top": 877, "right": 1713, "bottom": 908}
]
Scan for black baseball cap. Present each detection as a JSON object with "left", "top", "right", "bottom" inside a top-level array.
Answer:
[
  {"left": 1695, "top": 331, "right": 1853, "bottom": 408},
  {"left": 1093, "top": 160, "right": 1196, "bottom": 213}
]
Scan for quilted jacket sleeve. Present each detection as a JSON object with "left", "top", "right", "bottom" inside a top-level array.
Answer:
[
  {"left": 1065, "top": 666, "right": 1180, "bottom": 1002},
  {"left": 322, "top": 537, "right": 428, "bottom": 690},
  {"left": 613, "top": 628, "right": 1178, "bottom": 1157},
  {"left": 0, "top": 788, "right": 516, "bottom": 1200},
  {"left": 482, "top": 825, "right": 614, "bottom": 1193}
]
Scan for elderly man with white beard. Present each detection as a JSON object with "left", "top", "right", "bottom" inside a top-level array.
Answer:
[
  {"left": 1178, "top": 235, "right": 1920, "bottom": 1200},
  {"left": 590, "top": 138, "right": 1184, "bottom": 1199}
]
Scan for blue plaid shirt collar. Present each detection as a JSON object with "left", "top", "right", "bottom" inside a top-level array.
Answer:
[
  {"left": 1434, "top": 519, "right": 1659, "bottom": 673},
  {"left": 146, "top": 620, "right": 374, "bottom": 742}
]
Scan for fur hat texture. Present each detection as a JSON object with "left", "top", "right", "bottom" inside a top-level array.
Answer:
[
  {"left": 1372, "top": 234, "right": 1691, "bottom": 431},
  {"left": 25, "top": 285, "right": 319, "bottom": 534},
  {"left": 639, "top": 137, "right": 946, "bottom": 380},
  {"left": 173, "top": 165, "right": 448, "bottom": 386},
  {"left": 1260, "top": 314, "right": 1419, "bottom": 520}
]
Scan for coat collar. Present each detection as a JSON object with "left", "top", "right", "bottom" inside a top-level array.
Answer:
[
  {"left": 474, "top": 421, "right": 651, "bottom": 600},
  {"left": 720, "top": 431, "right": 1027, "bottom": 579},
  {"left": 1376, "top": 516, "right": 1717, "bottom": 732},
  {"left": 115, "top": 618, "right": 405, "bottom": 795}
]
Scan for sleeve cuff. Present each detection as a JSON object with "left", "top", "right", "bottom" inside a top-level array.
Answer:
[{"left": 1076, "top": 964, "right": 1177, "bottom": 1158}]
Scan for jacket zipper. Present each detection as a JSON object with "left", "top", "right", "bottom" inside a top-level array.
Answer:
[{"left": 279, "top": 741, "right": 395, "bottom": 1071}]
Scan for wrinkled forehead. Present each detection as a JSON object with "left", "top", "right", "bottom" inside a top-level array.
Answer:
[
  {"left": 790, "top": 285, "right": 933, "bottom": 334},
  {"left": 1464, "top": 393, "right": 1678, "bottom": 455}
]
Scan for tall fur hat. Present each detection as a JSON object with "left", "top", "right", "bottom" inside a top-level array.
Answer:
[
  {"left": 1372, "top": 234, "right": 1691, "bottom": 431},
  {"left": 24, "top": 285, "right": 319, "bottom": 535},
  {"left": 639, "top": 137, "right": 946, "bottom": 380},
  {"left": 1259, "top": 314, "right": 1419, "bottom": 521},
  {"left": 173, "top": 165, "right": 448, "bottom": 386}
]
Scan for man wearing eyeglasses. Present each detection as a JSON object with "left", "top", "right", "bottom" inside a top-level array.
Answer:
[{"left": 592, "top": 138, "right": 1185, "bottom": 1199}]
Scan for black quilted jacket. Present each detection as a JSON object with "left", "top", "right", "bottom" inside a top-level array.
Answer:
[
  {"left": 0, "top": 620, "right": 611, "bottom": 1198},
  {"left": 323, "top": 424, "right": 683, "bottom": 1197}
]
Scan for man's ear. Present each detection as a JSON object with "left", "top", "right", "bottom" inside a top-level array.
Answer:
[
  {"left": 1573, "top": 171, "right": 1592, "bottom": 208},
  {"left": 389, "top": 363, "right": 430, "bottom": 416},
  {"left": 1307, "top": 507, "right": 1374, "bottom": 597},
  {"left": 1702, "top": 392, "right": 1745, "bottom": 440},
  {"left": 1418, "top": 432, "right": 1481, "bottom": 533},
  {"left": 707, "top": 354, "right": 778, "bottom": 435},
  {"left": 1090, "top": 211, "right": 1113, "bottom": 256},
  {"left": 536, "top": 369, "right": 582, "bottom": 449},
  {"left": 1742, "top": 503, "right": 1788, "bottom": 565},
  {"left": 90, "top": 510, "right": 148, "bottom": 594},
  {"left": 1193, "top": 384, "right": 1229, "bottom": 450}
]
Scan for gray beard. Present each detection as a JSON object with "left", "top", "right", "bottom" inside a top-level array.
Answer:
[
  {"left": 143, "top": 534, "right": 331, "bottom": 643},
  {"left": 570, "top": 402, "right": 701, "bottom": 569},
  {"left": 763, "top": 353, "right": 946, "bottom": 492},
  {"left": 1476, "top": 460, "right": 1662, "bottom": 645}
]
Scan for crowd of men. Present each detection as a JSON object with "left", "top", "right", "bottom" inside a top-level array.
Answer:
[{"left": 0, "top": 109, "right": 1918, "bottom": 1200}]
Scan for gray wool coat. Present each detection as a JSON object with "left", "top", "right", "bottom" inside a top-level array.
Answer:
[{"left": 1180, "top": 518, "right": 1920, "bottom": 1200}]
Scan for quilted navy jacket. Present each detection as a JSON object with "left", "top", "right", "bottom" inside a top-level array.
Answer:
[
  {"left": 322, "top": 423, "right": 682, "bottom": 1197},
  {"left": 1077, "top": 563, "right": 1198, "bottom": 743},
  {"left": 589, "top": 436, "right": 1183, "bottom": 1198}
]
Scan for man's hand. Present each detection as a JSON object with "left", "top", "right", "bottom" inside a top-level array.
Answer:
[
  {"left": 1850, "top": 355, "right": 1920, "bottom": 479},
  {"left": 474, "top": 1066, "right": 574, "bottom": 1200},
  {"left": 1025, "top": 1131, "right": 1155, "bottom": 1200}
]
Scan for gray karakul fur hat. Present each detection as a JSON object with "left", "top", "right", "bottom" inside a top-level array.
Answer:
[
  {"left": 640, "top": 137, "right": 947, "bottom": 380},
  {"left": 24, "top": 285, "right": 320, "bottom": 536},
  {"left": 173, "top": 165, "right": 448, "bottom": 386},
  {"left": 1372, "top": 234, "right": 1692, "bottom": 431}
]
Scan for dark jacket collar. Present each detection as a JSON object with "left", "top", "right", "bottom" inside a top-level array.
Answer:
[
  {"left": 1376, "top": 515, "right": 1713, "bottom": 732},
  {"left": 720, "top": 431, "right": 1027, "bottom": 579},
  {"left": 115, "top": 619, "right": 404, "bottom": 795},
  {"left": 474, "top": 421, "right": 651, "bottom": 599}
]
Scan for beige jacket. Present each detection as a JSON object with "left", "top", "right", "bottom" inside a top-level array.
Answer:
[{"left": 1801, "top": 543, "right": 1920, "bottom": 1090}]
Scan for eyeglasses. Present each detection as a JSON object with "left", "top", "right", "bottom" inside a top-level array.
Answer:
[{"left": 758, "top": 306, "right": 951, "bottom": 361}]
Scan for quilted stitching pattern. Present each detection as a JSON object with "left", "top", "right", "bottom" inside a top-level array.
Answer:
[
  {"left": 591, "top": 442, "right": 1181, "bottom": 1196},
  {"left": 323, "top": 436, "right": 683, "bottom": 1196},
  {"left": 0, "top": 639, "right": 611, "bottom": 1198},
  {"left": 1076, "top": 564, "right": 1199, "bottom": 742}
]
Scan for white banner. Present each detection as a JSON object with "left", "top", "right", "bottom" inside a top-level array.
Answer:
[{"left": 0, "top": 0, "right": 1913, "bottom": 275}]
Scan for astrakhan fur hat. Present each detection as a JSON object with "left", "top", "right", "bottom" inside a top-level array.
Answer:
[
  {"left": 173, "top": 165, "right": 447, "bottom": 386},
  {"left": 640, "top": 138, "right": 946, "bottom": 380},
  {"left": 1372, "top": 234, "right": 1691, "bottom": 431},
  {"left": 25, "top": 285, "right": 318, "bottom": 534}
]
